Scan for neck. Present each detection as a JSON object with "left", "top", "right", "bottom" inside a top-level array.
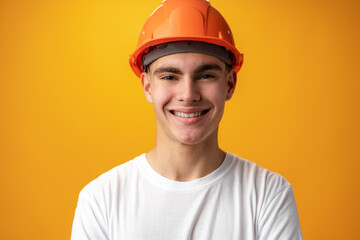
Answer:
[{"left": 145, "top": 130, "right": 226, "bottom": 182}]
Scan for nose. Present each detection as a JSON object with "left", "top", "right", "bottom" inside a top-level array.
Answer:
[{"left": 177, "top": 77, "right": 201, "bottom": 102}]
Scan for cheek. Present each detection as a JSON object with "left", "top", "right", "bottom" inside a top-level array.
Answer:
[
  {"left": 151, "top": 86, "right": 173, "bottom": 108},
  {"left": 201, "top": 84, "right": 228, "bottom": 104}
]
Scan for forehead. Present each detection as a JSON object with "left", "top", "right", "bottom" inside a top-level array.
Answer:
[{"left": 149, "top": 53, "right": 226, "bottom": 73}]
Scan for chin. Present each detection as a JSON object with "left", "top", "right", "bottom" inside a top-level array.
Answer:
[
  {"left": 172, "top": 129, "right": 215, "bottom": 146},
  {"left": 176, "top": 137, "right": 204, "bottom": 146}
]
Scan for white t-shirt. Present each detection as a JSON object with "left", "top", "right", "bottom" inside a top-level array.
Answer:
[{"left": 71, "top": 153, "right": 302, "bottom": 240}]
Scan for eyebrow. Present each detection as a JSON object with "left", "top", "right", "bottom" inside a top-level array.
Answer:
[
  {"left": 152, "top": 63, "right": 224, "bottom": 76},
  {"left": 194, "top": 63, "right": 223, "bottom": 74},
  {"left": 153, "top": 67, "right": 182, "bottom": 76}
]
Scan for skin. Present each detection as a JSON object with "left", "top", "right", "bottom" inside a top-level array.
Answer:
[{"left": 141, "top": 53, "right": 237, "bottom": 181}]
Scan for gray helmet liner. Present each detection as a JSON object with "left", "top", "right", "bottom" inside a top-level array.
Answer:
[{"left": 141, "top": 41, "right": 233, "bottom": 71}]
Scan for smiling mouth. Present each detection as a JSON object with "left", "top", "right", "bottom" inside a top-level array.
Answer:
[{"left": 170, "top": 110, "right": 210, "bottom": 118}]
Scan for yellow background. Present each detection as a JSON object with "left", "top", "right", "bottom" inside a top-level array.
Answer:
[{"left": 1, "top": 0, "right": 359, "bottom": 239}]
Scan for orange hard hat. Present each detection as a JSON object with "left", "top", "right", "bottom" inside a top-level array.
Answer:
[{"left": 129, "top": 0, "right": 244, "bottom": 78}]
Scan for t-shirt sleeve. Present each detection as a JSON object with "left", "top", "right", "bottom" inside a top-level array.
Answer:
[
  {"left": 257, "top": 185, "right": 303, "bottom": 240},
  {"left": 71, "top": 188, "right": 109, "bottom": 240}
]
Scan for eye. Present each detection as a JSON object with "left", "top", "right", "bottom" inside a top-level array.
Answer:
[
  {"left": 160, "top": 75, "right": 177, "bottom": 80},
  {"left": 198, "top": 74, "right": 215, "bottom": 80}
]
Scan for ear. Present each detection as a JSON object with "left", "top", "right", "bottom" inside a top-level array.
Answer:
[
  {"left": 225, "top": 69, "right": 237, "bottom": 101},
  {"left": 141, "top": 71, "right": 153, "bottom": 104}
]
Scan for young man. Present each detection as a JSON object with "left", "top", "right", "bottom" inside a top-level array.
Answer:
[{"left": 71, "top": 0, "right": 302, "bottom": 239}]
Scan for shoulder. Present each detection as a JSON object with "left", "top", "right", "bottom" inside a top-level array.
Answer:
[
  {"left": 78, "top": 154, "right": 143, "bottom": 200},
  {"left": 226, "top": 153, "right": 302, "bottom": 238},
  {"left": 226, "top": 152, "right": 292, "bottom": 200},
  {"left": 71, "top": 156, "right": 145, "bottom": 239}
]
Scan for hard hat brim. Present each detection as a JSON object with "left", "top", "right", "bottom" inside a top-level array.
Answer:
[{"left": 129, "top": 36, "right": 243, "bottom": 78}]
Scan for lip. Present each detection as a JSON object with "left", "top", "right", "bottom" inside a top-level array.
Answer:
[{"left": 168, "top": 108, "right": 210, "bottom": 124}]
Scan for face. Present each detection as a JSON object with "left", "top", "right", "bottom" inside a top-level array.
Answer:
[{"left": 141, "top": 53, "right": 237, "bottom": 146}]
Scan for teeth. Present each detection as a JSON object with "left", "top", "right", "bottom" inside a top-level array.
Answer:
[{"left": 174, "top": 111, "right": 203, "bottom": 118}]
